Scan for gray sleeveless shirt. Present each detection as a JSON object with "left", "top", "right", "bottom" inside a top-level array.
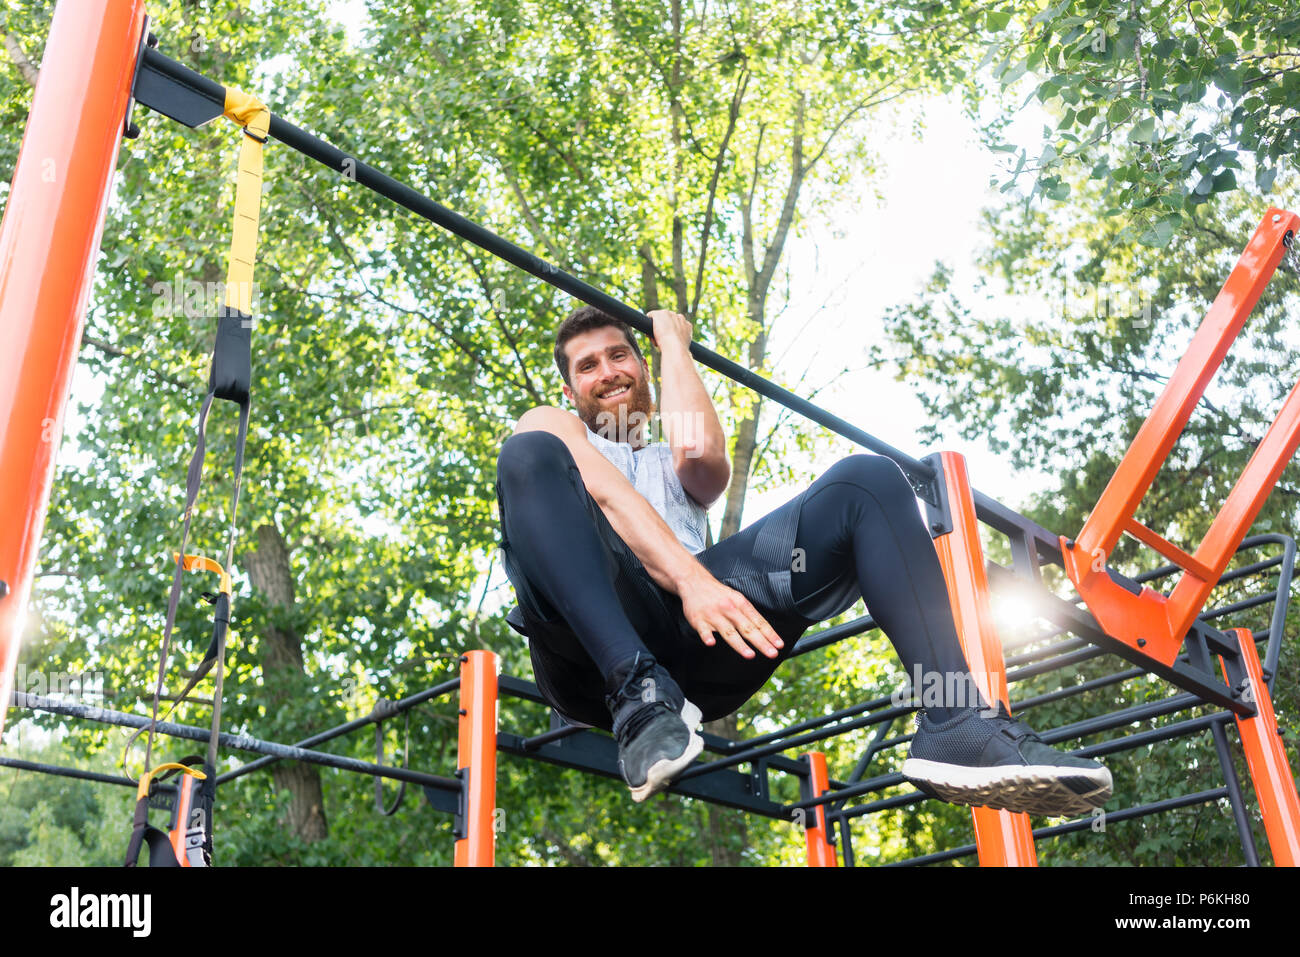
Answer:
[{"left": 585, "top": 426, "right": 708, "bottom": 555}]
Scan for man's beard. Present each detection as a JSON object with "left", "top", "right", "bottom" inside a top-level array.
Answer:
[{"left": 575, "top": 375, "right": 655, "bottom": 446}]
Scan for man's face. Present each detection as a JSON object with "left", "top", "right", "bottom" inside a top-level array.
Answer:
[{"left": 561, "top": 326, "right": 654, "bottom": 441}]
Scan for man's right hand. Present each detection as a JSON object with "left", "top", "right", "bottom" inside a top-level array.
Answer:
[{"left": 676, "top": 566, "right": 785, "bottom": 660}]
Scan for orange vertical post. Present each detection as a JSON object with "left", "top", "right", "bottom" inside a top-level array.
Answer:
[
  {"left": 801, "top": 751, "right": 839, "bottom": 867},
  {"left": 454, "top": 650, "right": 499, "bottom": 867},
  {"left": 0, "top": 0, "right": 147, "bottom": 737},
  {"left": 1220, "top": 629, "right": 1300, "bottom": 866},
  {"left": 931, "top": 451, "right": 1038, "bottom": 866}
]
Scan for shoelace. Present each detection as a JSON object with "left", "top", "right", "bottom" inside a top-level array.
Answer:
[
  {"left": 617, "top": 700, "right": 674, "bottom": 745},
  {"left": 605, "top": 652, "right": 673, "bottom": 744}
]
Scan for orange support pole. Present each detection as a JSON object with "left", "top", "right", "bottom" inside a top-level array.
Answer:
[
  {"left": 453, "top": 650, "right": 498, "bottom": 867},
  {"left": 800, "top": 751, "right": 838, "bottom": 867},
  {"left": 0, "top": 0, "right": 147, "bottom": 738},
  {"left": 931, "top": 451, "right": 1038, "bottom": 866},
  {"left": 1220, "top": 630, "right": 1300, "bottom": 866},
  {"left": 1062, "top": 209, "right": 1300, "bottom": 668}
]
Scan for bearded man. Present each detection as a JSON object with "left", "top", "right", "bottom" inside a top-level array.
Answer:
[{"left": 494, "top": 304, "right": 1111, "bottom": 814}]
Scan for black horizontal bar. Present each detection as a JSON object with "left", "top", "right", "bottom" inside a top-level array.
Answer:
[
  {"left": 216, "top": 677, "right": 461, "bottom": 784},
  {"left": 0, "top": 755, "right": 137, "bottom": 788},
  {"left": 789, "top": 614, "right": 877, "bottom": 657},
  {"left": 136, "top": 47, "right": 939, "bottom": 493},
  {"left": 881, "top": 788, "right": 1232, "bottom": 867},
  {"left": 13, "top": 692, "right": 459, "bottom": 792}
]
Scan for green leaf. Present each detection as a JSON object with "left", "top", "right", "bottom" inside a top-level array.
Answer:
[
  {"left": 1211, "top": 169, "right": 1237, "bottom": 193},
  {"left": 1128, "top": 117, "right": 1157, "bottom": 143},
  {"left": 1138, "top": 220, "right": 1174, "bottom": 248},
  {"left": 987, "top": 10, "right": 1013, "bottom": 31}
]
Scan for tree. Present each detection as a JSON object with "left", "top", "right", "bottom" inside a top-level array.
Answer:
[{"left": 977, "top": 0, "right": 1300, "bottom": 246}]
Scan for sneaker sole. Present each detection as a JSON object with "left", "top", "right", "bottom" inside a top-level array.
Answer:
[
  {"left": 901, "top": 757, "right": 1113, "bottom": 817},
  {"left": 629, "top": 700, "right": 704, "bottom": 803}
]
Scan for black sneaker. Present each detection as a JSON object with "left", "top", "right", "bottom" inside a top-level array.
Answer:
[
  {"left": 901, "top": 702, "right": 1112, "bottom": 817},
  {"left": 604, "top": 653, "right": 703, "bottom": 803}
]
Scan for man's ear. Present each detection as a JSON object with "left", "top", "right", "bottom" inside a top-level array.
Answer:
[{"left": 562, "top": 383, "right": 574, "bottom": 405}]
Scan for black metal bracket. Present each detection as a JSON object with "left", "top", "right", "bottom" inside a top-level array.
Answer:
[
  {"left": 122, "top": 17, "right": 152, "bottom": 140},
  {"left": 919, "top": 452, "right": 953, "bottom": 537},
  {"left": 451, "top": 767, "right": 468, "bottom": 840},
  {"left": 131, "top": 45, "right": 227, "bottom": 130}
]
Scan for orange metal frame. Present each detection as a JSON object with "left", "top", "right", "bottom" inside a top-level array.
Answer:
[
  {"left": 1219, "top": 629, "right": 1300, "bottom": 866},
  {"left": 0, "top": 0, "right": 148, "bottom": 739},
  {"left": 1062, "top": 208, "right": 1300, "bottom": 669},
  {"left": 933, "top": 451, "right": 1038, "bottom": 866},
  {"left": 454, "top": 650, "right": 499, "bottom": 866},
  {"left": 801, "top": 751, "right": 839, "bottom": 866}
]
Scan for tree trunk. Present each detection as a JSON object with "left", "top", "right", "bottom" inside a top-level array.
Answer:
[{"left": 242, "top": 521, "right": 328, "bottom": 843}]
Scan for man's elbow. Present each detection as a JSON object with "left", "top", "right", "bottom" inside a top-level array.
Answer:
[{"left": 680, "top": 453, "right": 731, "bottom": 509}]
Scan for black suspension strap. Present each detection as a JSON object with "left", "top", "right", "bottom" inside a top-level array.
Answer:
[
  {"left": 373, "top": 699, "right": 410, "bottom": 816},
  {"left": 124, "top": 86, "right": 269, "bottom": 865}
]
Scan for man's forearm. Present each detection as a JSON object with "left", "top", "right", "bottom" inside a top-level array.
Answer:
[
  {"left": 657, "top": 339, "right": 726, "bottom": 460},
  {"left": 591, "top": 474, "right": 708, "bottom": 595},
  {"left": 514, "top": 407, "right": 708, "bottom": 595}
]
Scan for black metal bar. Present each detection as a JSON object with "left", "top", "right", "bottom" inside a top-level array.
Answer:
[
  {"left": 0, "top": 755, "right": 137, "bottom": 788},
  {"left": 13, "top": 691, "right": 460, "bottom": 792},
  {"left": 838, "top": 815, "right": 856, "bottom": 867},
  {"left": 1210, "top": 717, "right": 1261, "bottom": 866},
  {"left": 984, "top": 563, "right": 1248, "bottom": 712},
  {"left": 805, "top": 710, "right": 1231, "bottom": 817},
  {"left": 1257, "top": 535, "right": 1295, "bottom": 683},
  {"left": 520, "top": 724, "right": 588, "bottom": 750},
  {"left": 1180, "top": 626, "right": 1262, "bottom": 867},
  {"left": 495, "top": 728, "right": 788, "bottom": 818},
  {"left": 829, "top": 717, "right": 901, "bottom": 815},
  {"left": 1001, "top": 635, "right": 1090, "bottom": 668},
  {"left": 134, "top": 47, "right": 941, "bottom": 496},
  {"left": 675, "top": 702, "right": 915, "bottom": 781},
  {"left": 1201, "top": 591, "right": 1284, "bottom": 621},
  {"left": 882, "top": 788, "right": 1233, "bottom": 867},
  {"left": 716, "top": 689, "right": 902, "bottom": 754},
  {"left": 789, "top": 614, "right": 876, "bottom": 657},
  {"left": 215, "top": 677, "right": 461, "bottom": 784}
]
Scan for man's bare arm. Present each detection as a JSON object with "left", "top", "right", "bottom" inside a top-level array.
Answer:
[
  {"left": 649, "top": 311, "right": 730, "bottom": 508},
  {"left": 512, "top": 406, "right": 782, "bottom": 659}
]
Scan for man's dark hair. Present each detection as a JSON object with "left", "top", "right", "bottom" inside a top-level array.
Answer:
[{"left": 553, "top": 305, "right": 646, "bottom": 387}]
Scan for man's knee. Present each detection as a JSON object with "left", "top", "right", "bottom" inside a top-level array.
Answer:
[
  {"left": 496, "top": 430, "right": 574, "bottom": 491},
  {"left": 826, "top": 453, "right": 915, "bottom": 502}
]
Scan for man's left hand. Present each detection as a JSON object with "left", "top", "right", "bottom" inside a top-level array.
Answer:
[{"left": 647, "top": 309, "right": 693, "bottom": 354}]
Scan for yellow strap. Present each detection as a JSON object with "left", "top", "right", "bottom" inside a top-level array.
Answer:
[
  {"left": 137, "top": 761, "right": 207, "bottom": 800},
  {"left": 221, "top": 88, "right": 270, "bottom": 315},
  {"left": 173, "top": 551, "right": 232, "bottom": 596}
]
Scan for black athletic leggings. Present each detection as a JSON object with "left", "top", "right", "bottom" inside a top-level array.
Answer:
[{"left": 495, "top": 430, "right": 987, "bottom": 725}]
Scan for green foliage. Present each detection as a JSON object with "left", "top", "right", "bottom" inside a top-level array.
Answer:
[{"left": 973, "top": 0, "right": 1300, "bottom": 245}]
